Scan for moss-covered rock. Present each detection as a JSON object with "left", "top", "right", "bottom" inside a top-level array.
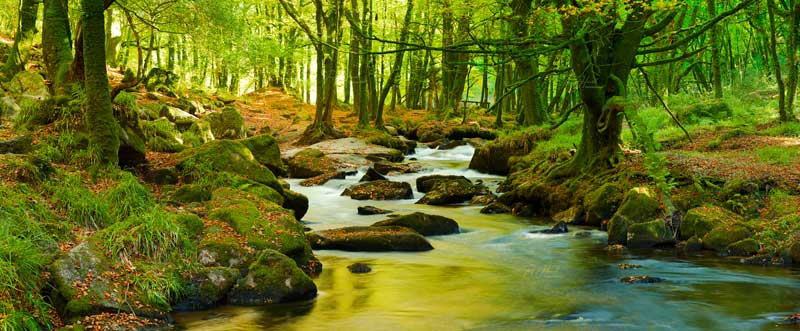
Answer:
[
  {"left": 626, "top": 220, "right": 673, "bottom": 248},
  {"left": 206, "top": 107, "right": 246, "bottom": 139},
  {"left": 583, "top": 183, "right": 624, "bottom": 226},
  {"left": 286, "top": 148, "right": 338, "bottom": 178},
  {"left": 679, "top": 205, "right": 741, "bottom": 240},
  {"left": 607, "top": 187, "right": 662, "bottom": 245},
  {"left": 197, "top": 237, "right": 251, "bottom": 269},
  {"left": 726, "top": 238, "right": 760, "bottom": 256},
  {"left": 173, "top": 185, "right": 212, "bottom": 203},
  {"left": 227, "top": 249, "right": 317, "bottom": 305},
  {"left": 176, "top": 213, "right": 205, "bottom": 238},
  {"left": 702, "top": 223, "right": 753, "bottom": 252},
  {"left": 177, "top": 140, "right": 281, "bottom": 193},
  {"left": 175, "top": 267, "right": 239, "bottom": 311},
  {"left": 282, "top": 189, "right": 309, "bottom": 220},
  {"left": 373, "top": 161, "right": 420, "bottom": 175},
  {"left": 468, "top": 130, "right": 547, "bottom": 175},
  {"left": 342, "top": 180, "right": 414, "bottom": 200},
  {"left": 160, "top": 105, "right": 198, "bottom": 129},
  {"left": 242, "top": 134, "right": 287, "bottom": 177},
  {"left": 416, "top": 175, "right": 470, "bottom": 193},
  {"left": 301, "top": 171, "right": 348, "bottom": 186},
  {"left": 416, "top": 178, "right": 481, "bottom": 205},
  {"left": 308, "top": 226, "right": 434, "bottom": 251},
  {"left": 188, "top": 119, "right": 215, "bottom": 144},
  {"left": 372, "top": 212, "right": 459, "bottom": 236}
]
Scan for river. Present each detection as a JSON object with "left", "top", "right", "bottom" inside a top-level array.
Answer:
[{"left": 175, "top": 145, "right": 800, "bottom": 331}]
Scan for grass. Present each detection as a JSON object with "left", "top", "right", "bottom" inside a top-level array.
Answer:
[
  {"left": 756, "top": 145, "right": 800, "bottom": 166},
  {"left": 101, "top": 208, "right": 187, "bottom": 262},
  {"left": 103, "top": 171, "right": 155, "bottom": 220},
  {"left": 47, "top": 174, "right": 112, "bottom": 229},
  {"left": 129, "top": 263, "right": 186, "bottom": 310}
]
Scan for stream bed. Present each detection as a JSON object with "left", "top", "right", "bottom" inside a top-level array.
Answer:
[{"left": 175, "top": 146, "right": 800, "bottom": 331}]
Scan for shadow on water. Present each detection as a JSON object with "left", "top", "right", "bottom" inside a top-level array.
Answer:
[{"left": 174, "top": 146, "right": 800, "bottom": 331}]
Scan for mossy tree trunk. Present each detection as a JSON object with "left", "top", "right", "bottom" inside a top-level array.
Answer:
[
  {"left": 510, "top": 0, "right": 546, "bottom": 126},
  {"left": 375, "top": 0, "right": 414, "bottom": 129},
  {"left": 82, "top": 0, "right": 120, "bottom": 164},
  {"left": 42, "top": 0, "right": 74, "bottom": 93},
  {"left": 3, "top": 0, "right": 40, "bottom": 78}
]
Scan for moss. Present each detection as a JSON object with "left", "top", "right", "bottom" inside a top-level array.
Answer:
[
  {"left": 100, "top": 208, "right": 188, "bottom": 261},
  {"left": 703, "top": 223, "right": 753, "bottom": 252},
  {"left": 583, "top": 183, "right": 624, "bottom": 225},
  {"left": 680, "top": 205, "right": 740, "bottom": 240},
  {"left": 241, "top": 134, "right": 287, "bottom": 176},
  {"left": 206, "top": 107, "right": 246, "bottom": 139},
  {"left": 187, "top": 119, "right": 215, "bottom": 143},
  {"left": 177, "top": 140, "right": 281, "bottom": 192},
  {"left": 626, "top": 220, "right": 671, "bottom": 248},
  {"left": 286, "top": 148, "right": 337, "bottom": 178},
  {"left": 726, "top": 238, "right": 760, "bottom": 256},
  {"left": 103, "top": 172, "right": 154, "bottom": 220},
  {"left": 227, "top": 249, "right": 317, "bottom": 305},
  {"left": 282, "top": 189, "right": 309, "bottom": 220},
  {"left": 176, "top": 213, "right": 204, "bottom": 238},
  {"left": 198, "top": 238, "right": 250, "bottom": 268},
  {"left": 172, "top": 184, "right": 212, "bottom": 203},
  {"left": 607, "top": 187, "right": 661, "bottom": 245}
]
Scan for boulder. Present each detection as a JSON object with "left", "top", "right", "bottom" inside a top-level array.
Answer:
[
  {"left": 437, "top": 139, "right": 468, "bottom": 150},
  {"left": 161, "top": 106, "right": 198, "bottom": 129},
  {"left": 197, "top": 238, "right": 252, "bottom": 269},
  {"left": 342, "top": 180, "right": 414, "bottom": 200},
  {"left": 620, "top": 276, "right": 664, "bottom": 284},
  {"left": 702, "top": 223, "right": 753, "bottom": 252},
  {"left": 582, "top": 183, "right": 624, "bottom": 226},
  {"left": 360, "top": 168, "right": 387, "bottom": 182},
  {"left": 300, "top": 171, "right": 348, "bottom": 186},
  {"left": 0, "top": 134, "right": 32, "bottom": 154},
  {"left": 726, "top": 238, "right": 760, "bottom": 256},
  {"left": 1, "top": 96, "right": 20, "bottom": 120},
  {"left": 282, "top": 189, "right": 309, "bottom": 220},
  {"left": 307, "top": 226, "right": 433, "bottom": 252},
  {"left": 227, "top": 249, "right": 317, "bottom": 305},
  {"left": 481, "top": 202, "right": 511, "bottom": 214},
  {"left": 177, "top": 140, "right": 281, "bottom": 192},
  {"left": 286, "top": 148, "right": 339, "bottom": 179},
  {"left": 300, "top": 138, "right": 405, "bottom": 163},
  {"left": 358, "top": 206, "right": 392, "bottom": 215},
  {"left": 417, "top": 177, "right": 481, "bottom": 205},
  {"left": 679, "top": 205, "right": 740, "bottom": 240},
  {"left": 242, "top": 134, "right": 287, "bottom": 177},
  {"left": 531, "top": 221, "right": 569, "bottom": 234},
  {"left": 206, "top": 107, "right": 246, "bottom": 139},
  {"left": 468, "top": 130, "right": 547, "bottom": 175},
  {"left": 373, "top": 161, "right": 420, "bottom": 175},
  {"left": 682, "top": 236, "right": 704, "bottom": 253},
  {"left": 416, "top": 175, "right": 471, "bottom": 193},
  {"left": 469, "top": 194, "right": 497, "bottom": 205},
  {"left": 347, "top": 263, "right": 372, "bottom": 274},
  {"left": 626, "top": 219, "right": 673, "bottom": 248},
  {"left": 607, "top": 187, "right": 662, "bottom": 245},
  {"left": 188, "top": 119, "right": 215, "bottom": 144},
  {"left": 372, "top": 212, "right": 459, "bottom": 236},
  {"left": 175, "top": 267, "right": 239, "bottom": 311},
  {"left": 144, "top": 167, "right": 179, "bottom": 185},
  {"left": 172, "top": 184, "right": 212, "bottom": 203},
  {"left": 4, "top": 71, "right": 50, "bottom": 103}
]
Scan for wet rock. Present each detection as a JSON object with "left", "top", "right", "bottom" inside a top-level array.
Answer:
[
  {"left": 725, "top": 238, "right": 760, "bottom": 256},
  {"left": 682, "top": 236, "right": 704, "bottom": 253},
  {"left": 227, "top": 249, "right": 317, "bottom": 305},
  {"left": 0, "top": 134, "right": 32, "bottom": 154},
  {"left": 437, "top": 139, "right": 467, "bottom": 150},
  {"left": 300, "top": 171, "right": 348, "bottom": 186},
  {"left": 785, "top": 314, "right": 800, "bottom": 325},
  {"left": 144, "top": 167, "right": 179, "bottom": 185},
  {"left": 282, "top": 189, "right": 309, "bottom": 220},
  {"left": 606, "top": 244, "right": 627, "bottom": 254},
  {"left": 300, "top": 138, "right": 405, "bottom": 163},
  {"left": 347, "top": 263, "right": 372, "bottom": 274},
  {"left": 620, "top": 276, "right": 664, "bottom": 284},
  {"left": 307, "top": 226, "right": 433, "bottom": 252},
  {"left": 175, "top": 267, "right": 239, "bottom": 311},
  {"left": 531, "top": 221, "right": 569, "bottom": 234},
  {"left": 702, "top": 224, "right": 753, "bottom": 252},
  {"left": 626, "top": 219, "right": 674, "bottom": 249},
  {"left": 286, "top": 148, "right": 339, "bottom": 179},
  {"left": 583, "top": 183, "right": 624, "bottom": 226},
  {"left": 618, "top": 264, "right": 641, "bottom": 269},
  {"left": 469, "top": 194, "right": 497, "bottom": 205},
  {"left": 415, "top": 175, "right": 486, "bottom": 205},
  {"left": 177, "top": 140, "right": 282, "bottom": 192},
  {"left": 342, "top": 180, "right": 414, "bottom": 200},
  {"left": 607, "top": 187, "right": 662, "bottom": 245},
  {"left": 360, "top": 168, "right": 387, "bottom": 182},
  {"left": 358, "top": 206, "right": 392, "bottom": 215},
  {"left": 468, "top": 130, "right": 547, "bottom": 175},
  {"left": 553, "top": 206, "right": 582, "bottom": 224},
  {"left": 574, "top": 231, "right": 592, "bottom": 238},
  {"left": 372, "top": 212, "right": 459, "bottom": 236},
  {"left": 206, "top": 107, "right": 246, "bottom": 139},
  {"left": 242, "top": 134, "right": 287, "bottom": 177},
  {"left": 512, "top": 203, "right": 535, "bottom": 217},
  {"left": 679, "top": 205, "right": 740, "bottom": 241},
  {"left": 481, "top": 202, "right": 512, "bottom": 214},
  {"left": 373, "top": 161, "right": 420, "bottom": 175},
  {"left": 740, "top": 254, "right": 788, "bottom": 267}
]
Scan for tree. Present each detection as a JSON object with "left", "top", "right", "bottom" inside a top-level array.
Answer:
[
  {"left": 82, "top": 0, "right": 120, "bottom": 164},
  {"left": 42, "top": 0, "right": 74, "bottom": 93},
  {"left": 2, "top": 0, "right": 39, "bottom": 78},
  {"left": 374, "top": 0, "right": 414, "bottom": 129}
]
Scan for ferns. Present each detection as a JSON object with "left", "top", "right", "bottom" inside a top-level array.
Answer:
[{"left": 624, "top": 107, "right": 676, "bottom": 196}]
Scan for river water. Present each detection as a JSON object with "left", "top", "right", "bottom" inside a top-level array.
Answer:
[{"left": 175, "top": 146, "right": 800, "bottom": 331}]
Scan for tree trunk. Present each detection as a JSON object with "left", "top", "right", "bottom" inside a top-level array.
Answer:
[
  {"left": 707, "top": 0, "right": 724, "bottom": 98},
  {"left": 375, "top": 0, "right": 414, "bottom": 129},
  {"left": 767, "top": 0, "right": 787, "bottom": 121},
  {"left": 42, "top": 0, "right": 73, "bottom": 94},
  {"left": 2, "top": 0, "right": 39, "bottom": 77},
  {"left": 82, "top": 0, "right": 119, "bottom": 164}
]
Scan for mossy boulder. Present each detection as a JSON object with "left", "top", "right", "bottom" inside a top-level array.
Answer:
[
  {"left": 286, "top": 148, "right": 338, "bottom": 178},
  {"left": 206, "top": 107, "right": 246, "bottom": 139},
  {"left": 366, "top": 133, "right": 417, "bottom": 154},
  {"left": 308, "top": 226, "right": 433, "bottom": 252},
  {"left": 227, "top": 249, "right": 317, "bottom": 305},
  {"left": 175, "top": 267, "right": 239, "bottom": 311},
  {"left": 188, "top": 119, "right": 215, "bottom": 144},
  {"left": 172, "top": 184, "right": 212, "bottom": 203},
  {"left": 726, "top": 238, "right": 760, "bottom": 256},
  {"left": 416, "top": 175, "right": 470, "bottom": 193},
  {"left": 468, "top": 130, "right": 547, "bottom": 175},
  {"left": 4, "top": 71, "right": 50, "bottom": 103},
  {"left": 301, "top": 171, "right": 348, "bottom": 186},
  {"left": 373, "top": 161, "right": 420, "bottom": 175},
  {"left": 160, "top": 105, "right": 198, "bottom": 129},
  {"left": 177, "top": 140, "right": 281, "bottom": 192},
  {"left": 702, "top": 223, "right": 753, "bottom": 252},
  {"left": 197, "top": 238, "right": 251, "bottom": 269},
  {"left": 626, "top": 220, "right": 673, "bottom": 248},
  {"left": 679, "top": 205, "right": 741, "bottom": 240},
  {"left": 282, "top": 189, "right": 309, "bottom": 220},
  {"left": 242, "top": 134, "right": 287, "bottom": 177},
  {"left": 176, "top": 213, "right": 205, "bottom": 238},
  {"left": 342, "top": 180, "right": 414, "bottom": 200},
  {"left": 607, "top": 187, "right": 662, "bottom": 245},
  {"left": 583, "top": 183, "right": 624, "bottom": 226},
  {"left": 675, "top": 100, "right": 732, "bottom": 124},
  {"left": 372, "top": 212, "right": 459, "bottom": 236},
  {"left": 416, "top": 177, "right": 481, "bottom": 205}
]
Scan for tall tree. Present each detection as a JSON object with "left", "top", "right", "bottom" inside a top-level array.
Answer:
[
  {"left": 82, "top": 0, "right": 120, "bottom": 164},
  {"left": 2, "top": 0, "right": 40, "bottom": 78},
  {"left": 42, "top": 0, "right": 74, "bottom": 93},
  {"left": 374, "top": 0, "right": 414, "bottom": 129}
]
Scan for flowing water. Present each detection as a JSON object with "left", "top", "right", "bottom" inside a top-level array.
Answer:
[{"left": 175, "top": 146, "right": 800, "bottom": 331}]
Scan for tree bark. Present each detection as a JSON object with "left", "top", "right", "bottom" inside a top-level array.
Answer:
[{"left": 42, "top": 0, "right": 73, "bottom": 94}]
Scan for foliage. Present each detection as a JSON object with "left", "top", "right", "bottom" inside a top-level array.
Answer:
[
  {"left": 47, "top": 174, "right": 112, "bottom": 229},
  {"left": 103, "top": 171, "right": 155, "bottom": 220},
  {"left": 100, "top": 207, "right": 188, "bottom": 262}
]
